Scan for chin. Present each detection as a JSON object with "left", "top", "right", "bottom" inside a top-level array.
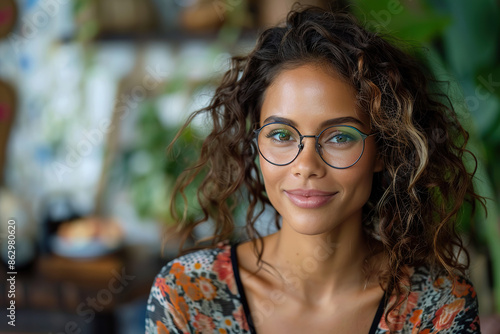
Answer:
[{"left": 282, "top": 215, "right": 340, "bottom": 236}]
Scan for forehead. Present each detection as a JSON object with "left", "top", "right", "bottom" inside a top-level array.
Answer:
[{"left": 260, "top": 64, "right": 369, "bottom": 131}]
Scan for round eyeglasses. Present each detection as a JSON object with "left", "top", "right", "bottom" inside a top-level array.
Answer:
[{"left": 254, "top": 122, "right": 376, "bottom": 169}]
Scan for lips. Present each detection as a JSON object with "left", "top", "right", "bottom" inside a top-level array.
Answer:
[{"left": 284, "top": 189, "right": 338, "bottom": 209}]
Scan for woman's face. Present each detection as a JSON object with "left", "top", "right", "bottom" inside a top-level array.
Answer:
[{"left": 258, "top": 64, "right": 383, "bottom": 236}]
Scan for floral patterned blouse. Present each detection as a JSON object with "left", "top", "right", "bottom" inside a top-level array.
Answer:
[{"left": 145, "top": 242, "right": 480, "bottom": 333}]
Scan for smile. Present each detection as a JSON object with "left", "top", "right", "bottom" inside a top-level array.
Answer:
[{"left": 284, "top": 189, "right": 338, "bottom": 209}]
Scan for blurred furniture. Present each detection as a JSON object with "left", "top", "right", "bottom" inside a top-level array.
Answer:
[{"left": 0, "top": 246, "right": 165, "bottom": 333}]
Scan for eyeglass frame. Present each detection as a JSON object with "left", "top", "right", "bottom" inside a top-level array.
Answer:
[{"left": 253, "top": 121, "right": 377, "bottom": 169}]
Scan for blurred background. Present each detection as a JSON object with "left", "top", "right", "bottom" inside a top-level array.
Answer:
[{"left": 0, "top": 0, "right": 499, "bottom": 333}]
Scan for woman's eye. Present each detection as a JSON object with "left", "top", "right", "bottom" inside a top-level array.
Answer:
[
  {"left": 329, "top": 133, "right": 353, "bottom": 143},
  {"left": 267, "top": 130, "right": 293, "bottom": 141}
]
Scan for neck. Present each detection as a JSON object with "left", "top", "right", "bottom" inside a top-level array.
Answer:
[{"left": 262, "top": 217, "right": 376, "bottom": 304}]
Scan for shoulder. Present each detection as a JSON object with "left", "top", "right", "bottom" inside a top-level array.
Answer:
[
  {"left": 377, "top": 266, "right": 480, "bottom": 333},
  {"left": 156, "top": 242, "right": 233, "bottom": 280},
  {"left": 409, "top": 266, "right": 480, "bottom": 333},
  {"left": 410, "top": 266, "right": 477, "bottom": 304},
  {"left": 146, "top": 242, "right": 251, "bottom": 333},
  {"left": 152, "top": 242, "right": 238, "bottom": 300}
]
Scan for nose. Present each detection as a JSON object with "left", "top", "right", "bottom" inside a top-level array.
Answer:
[{"left": 291, "top": 137, "right": 326, "bottom": 178}]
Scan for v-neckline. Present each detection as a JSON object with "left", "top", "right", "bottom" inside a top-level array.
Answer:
[{"left": 230, "top": 242, "right": 386, "bottom": 334}]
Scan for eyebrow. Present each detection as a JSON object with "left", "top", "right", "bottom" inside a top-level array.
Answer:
[{"left": 262, "top": 115, "right": 366, "bottom": 128}]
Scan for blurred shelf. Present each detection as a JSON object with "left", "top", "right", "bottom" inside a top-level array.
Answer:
[{"left": 37, "top": 254, "right": 124, "bottom": 288}]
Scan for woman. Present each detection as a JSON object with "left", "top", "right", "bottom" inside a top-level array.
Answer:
[{"left": 146, "top": 6, "right": 483, "bottom": 334}]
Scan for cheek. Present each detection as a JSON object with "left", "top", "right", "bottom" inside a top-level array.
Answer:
[
  {"left": 338, "top": 164, "right": 371, "bottom": 186},
  {"left": 259, "top": 158, "right": 283, "bottom": 200},
  {"left": 259, "top": 157, "right": 275, "bottom": 187},
  {"left": 336, "top": 167, "right": 375, "bottom": 213},
  {"left": 341, "top": 151, "right": 378, "bottom": 198}
]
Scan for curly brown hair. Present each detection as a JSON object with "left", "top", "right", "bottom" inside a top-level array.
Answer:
[{"left": 168, "top": 5, "right": 484, "bottom": 329}]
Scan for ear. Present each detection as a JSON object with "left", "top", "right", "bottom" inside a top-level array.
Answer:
[{"left": 374, "top": 154, "right": 384, "bottom": 172}]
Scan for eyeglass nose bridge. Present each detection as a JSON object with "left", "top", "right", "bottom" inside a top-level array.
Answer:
[{"left": 297, "top": 134, "right": 322, "bottom": 156}]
